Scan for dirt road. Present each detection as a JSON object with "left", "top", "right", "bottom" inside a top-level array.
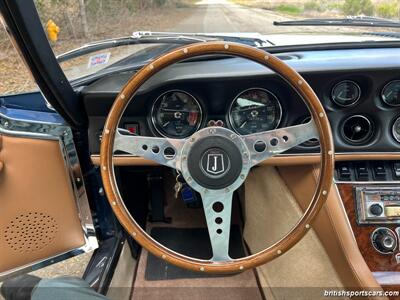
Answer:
[{"left": 173, "top": 0, "right": 292, "bottom": 33}]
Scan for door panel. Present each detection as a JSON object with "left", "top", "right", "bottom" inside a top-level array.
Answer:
[{"left": 0, "top": 108, "right": 98, "bottom": 280}]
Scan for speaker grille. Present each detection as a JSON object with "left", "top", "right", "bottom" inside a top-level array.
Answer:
[{"left": 4, "top": 212, "right": 59, "bottom": 253}]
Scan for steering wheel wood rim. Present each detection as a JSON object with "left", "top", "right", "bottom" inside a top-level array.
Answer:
[{"left": 100, "top": 41, "right": 334, "bottom": 273}]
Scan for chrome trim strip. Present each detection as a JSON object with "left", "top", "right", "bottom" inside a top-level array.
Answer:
[
  {"left": 373, "top": 271, "right": 400, "bottom": 285},
  {"left": 335, "top": 180, "right": 400, "bottom": 184},
  {"left": 0, "top": 108, "right": 98, "bottom": 281}
]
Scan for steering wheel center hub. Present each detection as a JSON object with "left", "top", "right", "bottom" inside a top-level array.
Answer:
[
  {"left": 181, "top": 127, "right": 250, "bottom": 191},
  {"left": 200, "top": 147, "right": 231, "bottom": 178}
]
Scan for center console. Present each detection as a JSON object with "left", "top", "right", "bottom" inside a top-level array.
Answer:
[{"left": 336, "top": 161, "right": 400, "bottom": 286}]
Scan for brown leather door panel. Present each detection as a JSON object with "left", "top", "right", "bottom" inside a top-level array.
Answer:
[{"left": 0, "top": 134, "right": 86, "bottom": 274}]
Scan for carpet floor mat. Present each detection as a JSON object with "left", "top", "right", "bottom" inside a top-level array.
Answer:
[{"left": 145, "top": 225, "right": 245, "bottom": 280}]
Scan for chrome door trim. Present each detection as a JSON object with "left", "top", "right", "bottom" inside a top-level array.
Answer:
[{"left": 0, "top": 107, "right": 98, "bottom": 281}]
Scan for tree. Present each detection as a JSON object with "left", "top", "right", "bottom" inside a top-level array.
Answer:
[{"left": 78, "top": 0, "right": 89, "bottom": 38}]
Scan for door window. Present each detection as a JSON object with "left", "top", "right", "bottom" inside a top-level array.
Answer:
[{"left": 0, "top": 25, "right": 37, "bottom": 95}]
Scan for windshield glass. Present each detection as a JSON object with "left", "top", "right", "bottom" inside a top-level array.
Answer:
[{"left": 34, "top": 0, "right": 400, "bottom": 81}]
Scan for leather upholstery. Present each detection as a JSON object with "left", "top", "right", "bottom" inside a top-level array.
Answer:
[{"left": 278, "top": 165, "right": 384, "bottom": 297}]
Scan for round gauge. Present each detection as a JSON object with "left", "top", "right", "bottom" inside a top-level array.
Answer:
[
  {"left": 229, "top": 88, "right": 282, "bottom": 135},
  {"left": 392, "top": 116, "right": 400, "bottom": 143},
  {"left": 151, "top": 90, "right": 202, "bottom": 138},
  {"left": 382, "top": 80, "right": 400, "bottom": 107},
  {"left": 331, "top": 80, "right": 361, "bottom": 107}
]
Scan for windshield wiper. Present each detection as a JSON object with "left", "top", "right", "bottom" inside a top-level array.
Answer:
[
  {"left": 274, "top": 16, "right": 400, "bottom": 28},
  {"left": 57, "top": 33, "right": 209, "bottom": 62},
  {"left": 133, "top": 31, "right": 273, "bottom": 46},
  {"left": 57, "top": 31, "right": 272, "bottom": 62}
]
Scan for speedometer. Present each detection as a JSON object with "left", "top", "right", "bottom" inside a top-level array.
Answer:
[
  {"left": 229, "top": 88, "right": 282, "bottom": 135},
  {"left": 151, "top": 90, "right": 202, "bottom": 138}
]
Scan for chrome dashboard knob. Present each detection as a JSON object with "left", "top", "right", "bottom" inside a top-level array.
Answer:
[{"left": 371, "top": 227, "right": 397, "bottom": 254}]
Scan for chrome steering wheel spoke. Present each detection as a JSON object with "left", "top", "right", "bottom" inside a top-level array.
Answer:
[
  {"left": 200, "top": 190, "right": 234, "bottom": 262},
  {"left": 113, "top": 129, "right": 186, "bottom": 170},
  {"left": 244, "top": 120, "right": 318, "bottom": 167}
]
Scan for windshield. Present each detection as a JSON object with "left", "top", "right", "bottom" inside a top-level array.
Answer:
[{"left": 33, "top": 0, "right": 400, "bottom": 81}]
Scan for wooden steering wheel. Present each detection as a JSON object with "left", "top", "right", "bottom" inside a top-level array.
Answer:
[{"left": 100, "top": 42, "right": 334, "bottom": 274}]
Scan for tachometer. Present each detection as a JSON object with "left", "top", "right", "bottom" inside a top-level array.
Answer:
[
  {"left": 151, "top": 90, "right": 202, "bottom": 138},
  {"left": 382, "top": 80, "right": 400, "bottom": 107},
  {"left": 229, "top": 88, "right": 282, "bottom": 135}
]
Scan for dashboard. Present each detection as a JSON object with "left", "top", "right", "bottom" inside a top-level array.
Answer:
[
  {"left": 82, "top": 47, "right": 400, "bottom": 156},
  {"left": 81, "top": 46, "right": 400, "bottom": 287}
]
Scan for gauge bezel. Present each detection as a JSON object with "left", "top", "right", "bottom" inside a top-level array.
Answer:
[
  {"left": 150, "top": 89, "right": 203, "bottom": 138},
  {"left": 228, "top": 87, "right": 282, "bottom": 135},
  {"left": 331, "top": 80, "right": 361, "bottom": 107},
  {"left": 392, "top": 116, "right": 400, "bottom": 143},
  {"left": 381, "top": 80, "right": 400, "bottom": 107}
]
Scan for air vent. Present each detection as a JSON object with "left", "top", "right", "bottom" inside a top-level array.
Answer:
[{"left": 341, "top": 115, "right": 373, "bottom": 144}]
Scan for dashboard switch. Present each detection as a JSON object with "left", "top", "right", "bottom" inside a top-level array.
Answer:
[
  {"left": 393, "top": 162, "right": 400, "bottom": 179},
  {"left": 337, "top": 164, "right": 351, "bottom": 181},
  {"left": 372, "top": 162, "right": 387, "bottom": 180},
  {"left": 355, "top": 163, "right": 369, "bottom": 181}
]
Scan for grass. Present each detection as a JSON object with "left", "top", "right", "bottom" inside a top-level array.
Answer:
[
  {"left": 375, "top": 2, "right": 399, "bottom": 18},
  {"left": 274, "top": 4, "right": 304, "bottom": 15},
  {"left": 231, "top": 0, "right": 400, "bottom": 19}
]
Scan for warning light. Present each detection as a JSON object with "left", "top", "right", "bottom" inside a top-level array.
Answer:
[{"left": 124, "top": 123, "right": 140, "bottom": 135}]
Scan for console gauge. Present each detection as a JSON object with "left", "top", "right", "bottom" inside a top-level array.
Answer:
[
  {"left": 392, "top": 116, "right": 400, "bottom": 143},
  {"left": 331, "top": 80, "right": 361, "bottom": 107},
  {"left": 382, "top": 80, "right": 400, "bottom": 107}
]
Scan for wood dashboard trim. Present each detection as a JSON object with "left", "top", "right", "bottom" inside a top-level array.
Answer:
[
  {"left": 337, "top": 184, "right": 400, "bottom": 290},
  {"left": 91, "top": 153, "right": 400, "bottom": 166}
]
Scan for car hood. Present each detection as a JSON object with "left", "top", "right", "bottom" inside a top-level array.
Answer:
[{"left": 207, "top": 32, "right": 398, "bottom": 46}]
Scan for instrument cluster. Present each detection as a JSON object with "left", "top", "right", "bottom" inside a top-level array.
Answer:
[
  {"left": 149, "top": 79, "right": 400, "bottom": 147},
  {"left": 150, "top": 88, "right": 283, "bottom": 138}
]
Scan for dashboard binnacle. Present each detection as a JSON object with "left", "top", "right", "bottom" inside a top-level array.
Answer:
[
  {"left": 82, "top": 48, "right": 400, "bottom": 156},
  {"left": 151, "top": 88, "right": 283, "bottom": 138}
]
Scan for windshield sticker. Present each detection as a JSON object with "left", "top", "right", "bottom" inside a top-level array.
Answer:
[{"left": 88, "top": 53, "right": 111, "bottom": 68}]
